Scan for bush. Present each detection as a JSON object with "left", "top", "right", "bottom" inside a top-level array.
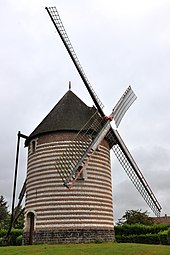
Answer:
[
  {"left": 16, "top": 235, "right": 23, "bottom": 246},
  {"left": 115, "top": 224, "right": 148, "bottom": 236},
  {"left": 10, "top": 229, "right": 23, "bottom": 245},
  {"left": 115, "top": 224, "right": 170, "bottom": 245},
  {"left": 116, "top": 234, "right": 159, "bottom": 244},
  {"left": 0, "top": 237, "right": 3, "bottom": 246},
  {"left": 167, "top": 228, "right": 170, "bottom": 244},
  {"left": 0, "top": 229, "right": 7, "bottom": 238},
  {"left": 158, "top": 230, "right": 168, "bottom": 245},
  {"left": 0, "top": 229, "right": 23, "bottom": 246},
  {"left": 149, "top": 224, "right": 170, "bottom": 234},
  {"left": 115, "top": 224, "right": 170, "bottom": 236}
]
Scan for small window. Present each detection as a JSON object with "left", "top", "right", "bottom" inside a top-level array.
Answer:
[
  {"left": 30, "top": 139, "right": 37, "bottom": 154},
  {"left": 32, "top": 141, "right": 36, "bottom": 153}
]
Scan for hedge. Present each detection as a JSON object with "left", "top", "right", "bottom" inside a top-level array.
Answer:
[
  {"left": 116, "top": 234, "right": 160, "bottom": 244},
  {"left": 115, "top": 224, "right": 170, "bottom": 236},
  {"left": 0, "top": 229, "right": 23, "bottom": 246},
  {"left": 158, "top": 230, "right": 169, "bottom": 245},
  {"left": 115, "top": 224, "right": 170, "bottom": 245}
]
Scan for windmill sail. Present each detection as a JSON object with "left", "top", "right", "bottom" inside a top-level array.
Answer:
[
  {"left": 113, "top": 86, "right": 137, "bottom": 127},
  {"left": 110, "top": 130, "right": 162, "bottom": 216},
  {"left": 45, "top": 6, "right": 104, "bottom": 115}
]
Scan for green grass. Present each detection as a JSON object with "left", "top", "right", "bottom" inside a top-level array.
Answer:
[{"left": 1, "top": 243, "right": 170, "bottom": 255}]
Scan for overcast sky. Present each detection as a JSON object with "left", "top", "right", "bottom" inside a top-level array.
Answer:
[{"left": 0, "top": 0, "right": 170, "bottom": 223}]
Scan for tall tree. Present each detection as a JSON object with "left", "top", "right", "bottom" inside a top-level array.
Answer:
[
  {"left": 117, "top": 209, "right": 154, "bottom": 225},
  {"left": 13, "top": 205, "right": 24, "bottom": 229},
  {"left": 0, "top": 195, "right": 10, "bottom": 229}
]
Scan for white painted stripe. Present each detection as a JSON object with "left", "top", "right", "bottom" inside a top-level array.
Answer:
[
  {"left": 26, "top": 173, "right": 112, "bottom": 186},
  {"left": 36, "top": 218, "right": 113, "bottom": 224},
  {"left": 36, "top": 209, "right": 113, "bottom": 215},
  {"left": 26, "top": 189, "right": 113, "bottom": 199},
  {"left": 35, "top": 223, "right": 114, "bottom": 229},
  {"left": 25, "top": 203, "right": 113, "bottom": 210},
  {"left": 29, "top": 169, "right": 111, "bottom": 181},
  {"left": 25, "top": 195, "right": 113, "bottom": 205},
  {"left": 26, "top": 183, "right": 112, "bottom": 194},
  {"left": 26, "top": 182, "right": 112, "bottom": 192},
  {"left": 26, "top": 166, "right": 111, "bottom": 181},
  {"left": 27, "top": 165, "right": 111, "bottom": 180},
  {"left": 38, "top": 214, "right": 113, "bottom": 220}
]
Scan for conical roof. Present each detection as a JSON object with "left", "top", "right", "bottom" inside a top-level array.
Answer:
[{"left": 25, "top": 90, "right": 97, "bottom": 146}]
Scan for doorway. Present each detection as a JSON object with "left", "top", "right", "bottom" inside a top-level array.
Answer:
[{"left": 27, "top": 212, "right": 35, "bottom": 245}]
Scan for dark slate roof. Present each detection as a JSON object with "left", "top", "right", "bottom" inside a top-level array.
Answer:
[{"left": 25, "top": 90, "right": 97, "bottom": 146}]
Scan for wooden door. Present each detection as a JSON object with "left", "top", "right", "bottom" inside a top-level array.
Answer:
[{"left": 28, "top": 212, "right": 34, "bottom": 245}]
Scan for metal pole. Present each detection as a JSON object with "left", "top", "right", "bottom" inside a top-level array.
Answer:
[{"left": 6, "top": 131, "right": 21, "bottom": 237}]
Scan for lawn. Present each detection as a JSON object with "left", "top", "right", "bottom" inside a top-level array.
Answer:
[{"left": 1, "top": 243, "right": 170, "bottom": 255}]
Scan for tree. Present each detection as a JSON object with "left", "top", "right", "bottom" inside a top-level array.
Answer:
[
  {"left": 13, "top": 205, "right": 24, "bottom": 229},
  {"left": 0, "top": 195, "right": 10, "bottom": 229},
  {"left": 117, "top": 209, "right": 154, "bottom": 225}
]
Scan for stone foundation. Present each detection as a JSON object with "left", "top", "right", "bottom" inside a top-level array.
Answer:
[{"left": 24, "top": 228, "right": 115, "bottom": 244}]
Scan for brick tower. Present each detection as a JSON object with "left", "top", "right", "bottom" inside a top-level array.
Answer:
[{"left": 24, "top": 90, "right": 114, "bottom": 244}]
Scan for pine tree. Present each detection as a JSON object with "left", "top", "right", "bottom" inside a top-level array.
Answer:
[{"left": 0, "top": 195, "right": 10, "bottom": 229}]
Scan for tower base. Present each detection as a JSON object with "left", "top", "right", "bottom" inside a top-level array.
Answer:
[{"left": 24, "top": 228, "right": 115, "bottom": 245}]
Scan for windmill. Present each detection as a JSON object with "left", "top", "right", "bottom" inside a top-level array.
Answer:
[
  {"left": 7, "top": 6, "right": 161, "bottom": 245},
  {"left": 45, "top": 7, "right": 161, "bottom": 216}
]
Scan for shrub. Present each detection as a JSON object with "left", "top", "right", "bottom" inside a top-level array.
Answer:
[
  {"left": 149, "top": 224, "right": 170, "bottom": 234},
  {"left": 115, "top": 224, "right": 170, "bottom": 245},
  {"left": 116, "top": 234, "right": 159, "bottom": 244},
  {"left": 0, "top": 229, "right": 7, "bottom": 238},
  {"left": 0, "top": 229, "right": 23, "bottom": 246},
  {"left": 0, "top": 237, "right": 3, "bottom": 246},
  {"left": 0, "top": 236, "right": 9, "bottom": 246},
  {"left": 167, "top": 227, "right": 170, "bottom": 244},
  {"left": 115, "top": 224, "right": 170, "bottom": 236},
  {"left": 136, "top": 234, "right": 159, "bottom": 244},
  {"left": 158, "top": 229, "right": 170, "bottom": 245},
  {"left": 158, "top": 230, "right": 168, "bottom": 245},
  {"left": 10, "top": 229, "right": 23, "bottom": 245},
  {"left": 16, "top": 235, "right": 23, "bottom": 246},
  {"left": 158, "top": 228, "right": 170, "bottom": 245},
  {"left": 115, "top": 224, "right": 149, "bottom": 236}
]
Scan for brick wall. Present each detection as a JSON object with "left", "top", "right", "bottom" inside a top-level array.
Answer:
[{"left": 24, "top": 228, "right": 115, "bottom": 244}]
